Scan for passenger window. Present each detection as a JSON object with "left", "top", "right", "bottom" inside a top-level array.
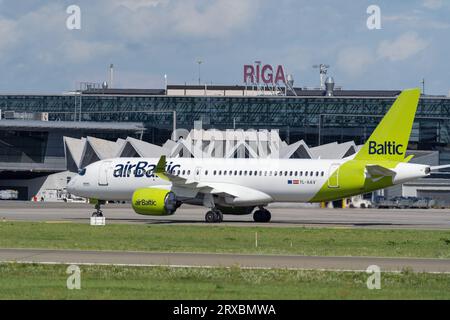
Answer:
[
  {"left": 234, "top": 170, "right": 237, "bottom": 175},
  {"left": 224, "top": 171, "right": 227, "bottom": 176},
  {"left": 274, "top": 171, "right": 278, "bottom": 176},
  {"left": 321, "top": 171, "right": 324, "bottom": 177},
  {"left": 213, "top": 170, "right": 217, "bottom": 175},
  {"left": 182, "top": 170, "right": 186, "bottom": 175},
  {"left": 279, "top": 171, "right": 283, "bottom": 176},
  {"left": 310, "top": 171, "right": 313, "bottom": 176},
  {"left": 305, "top": 171, "right": 308, "bottom": 177},
  {"left": 205, "top": 170, "right": 208, "bottom": 176},
  {"left": 187, "top": 170, "right": 191, "bottom": 175},
  {"left": 316, "top": 171, "right": 319, "bottom": 176},
  {"left": 239, "top": 170, "right": 242, "bottom": 175},
  {"left": 290, "top": 171, "right": 293, "bottom": 176},
  {"left": 244, "top": 171, "right": 248, "bottom": 176},
  {"left": 284, "top": 171, "right": 288, "bottom": 176},
  {"left": 294, "top": 171, "right": 297, "bottom": 176},
  {"left": 229, "top": 170, "right": 232, "bottom": 175},
  {"left": 249, "top": 171, "right": 252, "bottom": 176}
]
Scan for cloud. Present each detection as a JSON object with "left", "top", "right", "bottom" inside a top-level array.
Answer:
[
  {"left": 170, "top": 0, "right": 257, "bottom": 38},
  {"left": 384, "top": 13, "right": 449, "bottom": 30},
  {"left": 60, "top": 40, "right": 124, "bottom": 64},
  {"left": 336, "top": 47, "right": 374, "bottom": 76},
  {"left": 0, "top": 18, "right": 18, "bottom": 52},
  {"left": 423, "top": 0, "right": 444, "bottom": 9},
  {"left": 111, "top": 0, "right": 165, "bottom": 10},
  {"left": 377, "top": 32, "right": 429, "bottom": 61},
  {"left": 105, "top": 0, "right": 259, "bottom": 41}
]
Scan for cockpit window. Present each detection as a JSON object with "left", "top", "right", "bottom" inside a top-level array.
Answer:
[{"left": 78, "top": 168, "right": 86, "bottom": 176}]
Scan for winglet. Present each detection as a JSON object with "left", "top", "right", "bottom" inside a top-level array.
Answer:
[
  {"left": 155, "top": 155, "right": 169, "bottom": 181},
  {"left": 404, "top": 155, "right": 414, "bottom": 162}
]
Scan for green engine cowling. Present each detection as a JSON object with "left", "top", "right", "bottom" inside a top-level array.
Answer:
[{"left": 132, "top": 188, "right": 177, "bottom": 216}]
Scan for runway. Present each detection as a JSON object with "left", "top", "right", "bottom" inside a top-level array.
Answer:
[
  {"left": 0, "top": 201, "right": 449, "bottom": 229},
  {"left": 1, "top": 248, "right": 449, "bottom": 273}
]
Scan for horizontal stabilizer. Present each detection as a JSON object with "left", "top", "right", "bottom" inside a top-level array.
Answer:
[{"left": 366, "top": 164, "right": 396, "bottom": 178}]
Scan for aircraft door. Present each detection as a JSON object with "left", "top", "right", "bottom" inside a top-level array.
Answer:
[
  {"left": 328, "top": 163, "right": 340, "bottom": 188},
  {"left": 98, "top": 161, "right": 111, "bottom": 186}
]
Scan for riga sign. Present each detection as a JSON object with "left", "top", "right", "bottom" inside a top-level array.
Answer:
[{"left": 244, "top": 63, "right": 286, "bottom": 84}]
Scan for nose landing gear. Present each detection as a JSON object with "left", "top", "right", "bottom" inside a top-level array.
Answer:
[{"left": 91, "top": 201, "right": 105, "bottom": 217}]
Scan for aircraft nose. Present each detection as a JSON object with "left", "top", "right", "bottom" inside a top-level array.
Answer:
[{"left": 67, "top": 176, "right": 77, "bottom": 194}]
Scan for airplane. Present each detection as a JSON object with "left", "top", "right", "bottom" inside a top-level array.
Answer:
[{"left": 67, "top": 88, "right": 449, "bottom": 223}]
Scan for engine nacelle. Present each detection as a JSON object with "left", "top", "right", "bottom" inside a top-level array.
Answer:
[{"left": 132, "top": 188, "right": 177, "bottom": 216}]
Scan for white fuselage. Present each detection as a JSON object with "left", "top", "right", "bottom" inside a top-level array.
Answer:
[
  {"left": 68, "top": 157, "right": 342, "bottom": 203},
  {"left": 67, "top": 157, "right": 430, "bottom": 205}
]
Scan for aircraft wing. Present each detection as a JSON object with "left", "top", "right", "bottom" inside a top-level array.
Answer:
[{"left": 154, "top": 156, "right": 272, "bottom": 204}]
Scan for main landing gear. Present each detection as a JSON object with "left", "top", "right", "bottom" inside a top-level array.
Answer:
[
  {"left": 205, "top": 208, "right": 223, "bottom": 223},
  {"left": 253, "top": 208, "right": 271, "bottom": 223},
  {"left": 92, "top": 202, "right": 104, "bottom": 217}
]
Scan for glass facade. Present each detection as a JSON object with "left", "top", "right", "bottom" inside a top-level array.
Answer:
[
  {"left": 0, "top": 130, "right": 48, "bottom": 163},
  {"left": 1, "top": 93, "right": 450, "bottom": 164}
]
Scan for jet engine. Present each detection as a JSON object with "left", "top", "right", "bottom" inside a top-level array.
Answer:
[{"left": 132, "top": 188, "right": 177, "bottom": 216}]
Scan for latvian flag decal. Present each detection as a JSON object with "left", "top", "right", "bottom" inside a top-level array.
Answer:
[{"left": 288, "top": 180, "right": 299, "bottom": 185}]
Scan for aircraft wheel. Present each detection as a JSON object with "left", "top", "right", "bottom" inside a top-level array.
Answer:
[
  {"left": 215, "top": 210, "right": 223, "bottom": 223},
  {"left": 253, "top": 209, "right": 271, "bottom": 223},
  {"left": 92, "top": 210, "right": 103, "bottom": 217},
  {"left": 205, "top": 210, "right": 223, "bottom": 223},
  {"left": 205, "top": 211, "right": 216, "bottom": 223}
]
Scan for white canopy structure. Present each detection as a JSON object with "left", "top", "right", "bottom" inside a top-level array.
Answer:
[{"left": 64, "top": 129, "right": 361, "bottom": 172}]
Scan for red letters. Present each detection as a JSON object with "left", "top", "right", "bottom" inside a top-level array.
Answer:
[
  {"left": 243, "top": 65, "right": 255, "bottom": 83},
  {"left": 244, "top": 64, "right": 285, "bottom": 84}
]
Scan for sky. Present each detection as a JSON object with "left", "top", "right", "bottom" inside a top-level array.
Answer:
[{"left": 0, "top": 0, "right": 449, "bottom": 94}]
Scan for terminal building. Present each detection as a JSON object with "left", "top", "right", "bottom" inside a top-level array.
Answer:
[{"left": 1, "top": 78, "right": 450, "bottom": 203}]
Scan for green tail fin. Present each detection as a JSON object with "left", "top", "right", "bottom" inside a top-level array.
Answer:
[{"left": 354, "top": 88, "right": 420, "bottom": 162}]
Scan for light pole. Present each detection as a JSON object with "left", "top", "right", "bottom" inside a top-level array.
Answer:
[
  {"left": 197, "top": 60, "right": 202, "bottom": 85},
  {"left": 164, "top": 74, "right": 168, "bottom": 95}
]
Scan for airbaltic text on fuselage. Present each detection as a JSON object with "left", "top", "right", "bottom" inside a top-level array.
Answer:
[
  {"left": 368, "top": 141, "right": 404, "bottom": 155},
  {"left": 113, "top": 161, "right": 181, "bottom": 178}
]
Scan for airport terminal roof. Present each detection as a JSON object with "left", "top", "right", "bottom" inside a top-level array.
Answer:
[
  {"left": 74, "top": 85, "right": 404, "bottom": 98},
  {"left": 80, "top": 88, "right": 166, "bottom": 95},
  {"left": 0, "top": 120, "right": 146, "bottom": 131}
]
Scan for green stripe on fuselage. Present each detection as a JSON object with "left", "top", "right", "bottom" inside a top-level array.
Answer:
[{"left": 309, "top": 160, "right": 399, "bottom": 202}]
